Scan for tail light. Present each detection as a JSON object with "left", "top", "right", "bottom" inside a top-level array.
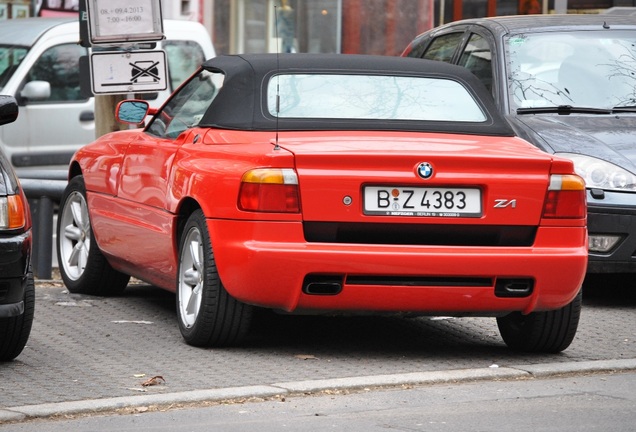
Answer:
[
  {"left": 238, "top": 168, "right": 300, "bottom": 213},
  {"left": 0, "top": 195, "right": 27, "bottom": 229},
  {"left": 542, "top": 174, "right": 586, "bottom": 219}
]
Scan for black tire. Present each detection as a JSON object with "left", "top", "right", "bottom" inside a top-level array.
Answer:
[
  {"left": 176, "top": 209, "right": 252, "bottom": 347},
  {"left": 497, "top": 289, "right": 582, "bottom": 353},
  {"left": 0, "top": 268, "right": 35, "bottom": 361},
  {"left": 56, "top": 176, "right": 130, "bottom": 296}
]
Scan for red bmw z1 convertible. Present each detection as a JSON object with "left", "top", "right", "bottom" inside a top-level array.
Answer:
[{"left": 56, "top": 54, "right": 588, "bottom": 352}]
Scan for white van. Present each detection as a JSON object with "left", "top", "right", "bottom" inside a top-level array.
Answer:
[{"left": 0, "top": 18, "right": 215, "bottom": 172}]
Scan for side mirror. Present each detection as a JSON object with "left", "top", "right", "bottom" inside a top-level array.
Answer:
[
  {"left": 117, "top": 100, "right": 151, "bottom": 125},
  {"left": 0, "top": 95, "right": 19, "bottom": 125},
  {"left": 20, "top": 81, "right": 52, "bottom": 102}
]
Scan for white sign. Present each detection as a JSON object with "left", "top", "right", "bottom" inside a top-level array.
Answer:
[
  {"left": 90, "top": 50, "right": 167, "bottom": 94},
  {"left": 87, "top": 0, "right": 163, "bottom": 44}
]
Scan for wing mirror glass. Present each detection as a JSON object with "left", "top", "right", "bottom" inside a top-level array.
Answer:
[{"left": 117, "top": 100, "right": 150, "bottom": 125}]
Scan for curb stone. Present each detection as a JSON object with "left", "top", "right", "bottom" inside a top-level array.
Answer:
[
  {"left": 2, "top": 359, "right": 635, "bottom": 424},
  {"left": 510, "top": 358, "right": 636, "bottom": 377}
]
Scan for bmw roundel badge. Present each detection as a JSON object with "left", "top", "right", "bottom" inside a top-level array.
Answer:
[{"left": 417, "top": 162, "right": 434, "bottom": 179}]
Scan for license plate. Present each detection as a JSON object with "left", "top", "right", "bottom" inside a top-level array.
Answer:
[{"left": 364, "top": 186, "right": 482, "bottom": 217}]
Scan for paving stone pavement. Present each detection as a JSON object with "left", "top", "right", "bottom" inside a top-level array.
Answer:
[{"left": 1, "top": 274, "right": 635, "bottom": 415}]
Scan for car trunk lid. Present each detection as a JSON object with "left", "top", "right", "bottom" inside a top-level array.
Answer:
[{"left": 277, "top": 131, "right": 555, "bottom": 227}]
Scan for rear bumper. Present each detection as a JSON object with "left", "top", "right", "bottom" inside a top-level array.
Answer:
[
  {"left": 209, "top": 220, "right": 587, "bottom": 315},
  {"left": 0, "top": 231, "right": 31, "bottom": 318}
]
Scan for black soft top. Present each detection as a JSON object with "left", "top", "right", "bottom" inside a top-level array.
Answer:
[{"left": 197, "top": 53, "right": 514, "bottom": 136}]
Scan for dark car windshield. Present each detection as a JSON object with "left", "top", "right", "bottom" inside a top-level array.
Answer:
[
  {"left": 0, "top": 45, "right": 29, "bottom": 91},
  {"left": 506, "top": 30, "right": 636, "bottom": 111}
]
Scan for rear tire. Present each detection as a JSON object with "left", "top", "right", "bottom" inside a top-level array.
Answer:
[
  {"left": 177, "top": 210, "right": 252, "bottom": 347},
  {"left": 57, "top": 176, "right": 130, "bottom": 296},
  {"left": 497, "top": 289, "right": 582, "bottom": 353},
  {"left": 0, "top": 268, "right": 35, "bottom": 361}
]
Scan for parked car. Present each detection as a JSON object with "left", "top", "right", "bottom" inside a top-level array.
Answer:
[
  {"left": 56, "top": 54, "right": 587, "bottom": 352},
  {"left": 0, "top": 95, "right": 33, "bottom": 361},
  {"left": 402, "top": 14, "right": 636, "bottom": 274},
  {"left": 0, "top": 17, "right": 215, "bottom": 173}
]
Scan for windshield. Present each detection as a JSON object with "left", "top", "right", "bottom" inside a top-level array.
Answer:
[
  {"left": 0, "top": 45, "right": 29, "bottom": 91},
  {"left": 506, "top": 30, "right": 636, "bottom": 111},
  {"left": 267, "top": 74, "right": 487, "bottom": 122}
]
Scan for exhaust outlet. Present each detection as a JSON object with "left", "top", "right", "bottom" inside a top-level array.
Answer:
[
  {"left": 495, "top": 278, "right": 534, "bottom": 298},
  {"left": 303, "top": 275, "right": 343, "bottom": 295}
]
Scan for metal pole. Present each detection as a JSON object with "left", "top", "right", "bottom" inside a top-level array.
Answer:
[
  {"left": 22, "top": 178, "right": 68, "bottom": 280},
  {"left": 35, "top": 197, "right": 54, "bottom": 280}
]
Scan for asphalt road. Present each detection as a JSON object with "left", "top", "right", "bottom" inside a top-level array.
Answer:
[
  {"left": 2, "top": 371, "right": 634, "bottom": 431},
  {"left": 0, "top": 273, "right": 635, "bottom": 424}
]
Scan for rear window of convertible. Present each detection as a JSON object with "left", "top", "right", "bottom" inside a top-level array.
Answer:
[{"left": 267, "top": 74, "right": 487, "bottom": 122}]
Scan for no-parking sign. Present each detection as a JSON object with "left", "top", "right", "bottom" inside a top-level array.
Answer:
[{"left": 90, "top": 50, "right": 167, "bottom": 94}]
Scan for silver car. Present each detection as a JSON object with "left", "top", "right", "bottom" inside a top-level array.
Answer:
[{"left": 0, "top": 17, "right": 215, "bottom": 172}]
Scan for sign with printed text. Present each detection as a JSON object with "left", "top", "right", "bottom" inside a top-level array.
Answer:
[
  {"left": 87, "top": 0, "right": 164, "bottom": 44},
  {"left": 90, "top": 50, "right": 167, "bottom": 94}
]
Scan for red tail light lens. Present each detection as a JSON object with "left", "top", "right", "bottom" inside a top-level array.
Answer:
[
  {"left": 542, "top": 174, "right": 587, "bottom": 219},
  {"left": 238, "top": 168, "right": 300, "bottom": 213}
]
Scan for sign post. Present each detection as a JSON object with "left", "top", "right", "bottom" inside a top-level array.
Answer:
[
  {"left": 80, "top": 0, "right": 165, "bottom": 138},
  {"left": 85, "top": 0, "right": 166, "bottom": 94}
]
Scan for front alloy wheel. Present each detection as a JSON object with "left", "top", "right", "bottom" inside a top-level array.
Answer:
[
  {"left": 58, "top": 186, "right": 90, "bottom": 282},
  {"left": 57, "top": 176, "right": 130, "bottom": 296}
]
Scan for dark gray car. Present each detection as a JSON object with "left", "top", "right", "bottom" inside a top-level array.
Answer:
[
  {"left": 0, "top": 95, "right": 34, "bottom": 361},
  {"left": 403, "top": 14, "right": 636, "bottom": 274}
]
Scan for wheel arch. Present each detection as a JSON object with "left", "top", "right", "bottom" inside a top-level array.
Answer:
[
  {"left": 175, "top": 197, "right": 203, "bottom": 254},
  {"left": 68, "top": 161, "right": 82, "bottom": 180}
]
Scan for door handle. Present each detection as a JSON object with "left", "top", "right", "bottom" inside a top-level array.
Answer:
[{"left": 79, "top": 111, "right": 94, "bottom": 122}]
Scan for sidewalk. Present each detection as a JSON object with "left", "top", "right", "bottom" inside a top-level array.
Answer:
[
  {"left": 1, "top": 279, "right": 635, "bottom": 423},
  {"left": 2, "top": 359, "right": 636, "bottom": 423}
]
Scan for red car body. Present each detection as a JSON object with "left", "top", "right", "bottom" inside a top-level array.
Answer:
[{"left": 58, "top": 54, "right": 588, "bottom": 352}]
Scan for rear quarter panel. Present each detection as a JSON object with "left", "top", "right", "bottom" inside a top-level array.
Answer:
[{"left": 166, "top": 130, "right": 298, "bottom": 221}]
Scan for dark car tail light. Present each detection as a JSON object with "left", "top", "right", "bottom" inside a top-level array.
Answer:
[
  {"left": 238, "top": 168, "right": 300, "bottom": 213},
  {"left": 542, "top": 174, "right": 586, "bottom": 219},
  {"left": 0, "top": 195, "right": 27, "bottom": 229}
]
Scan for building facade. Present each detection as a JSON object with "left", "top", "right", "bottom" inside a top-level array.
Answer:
[
  {"left": 2, "top": 0, "right": 634, "bottom": 55},
  {"left": 208, "top": 0, "right": 433, "bottom": 56}
]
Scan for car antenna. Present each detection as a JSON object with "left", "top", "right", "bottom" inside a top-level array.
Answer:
[{"left": 274, "top": 4, "right": 281, "bottom": 150}]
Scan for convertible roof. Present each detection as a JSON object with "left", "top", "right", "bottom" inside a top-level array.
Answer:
[{"left": 197, "top": 53, "right": 514, "bottom": 136}]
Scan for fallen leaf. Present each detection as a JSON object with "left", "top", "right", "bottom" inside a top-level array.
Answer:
[
  {"left": 141, "top": 375, "right": 166, "bottom": 387},
  {"left": 295, "top": 354, "right": 318, "bottom": 360}
]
